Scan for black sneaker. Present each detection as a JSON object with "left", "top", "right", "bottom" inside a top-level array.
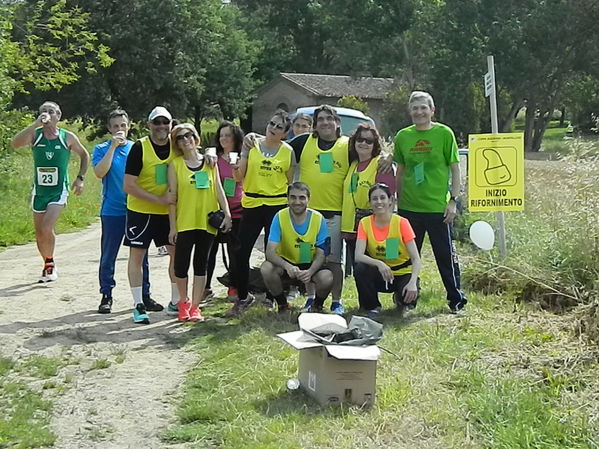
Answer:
[
  {"left": 98, "top": 294, "right": 113, "bottom": 314},
  {"left": 143, "top": 296, "right": 164, "bottom": 312}
]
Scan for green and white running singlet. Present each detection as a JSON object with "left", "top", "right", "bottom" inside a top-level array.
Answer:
[{"left": 31, "top": 128, "right": 71, "bottom": 212}]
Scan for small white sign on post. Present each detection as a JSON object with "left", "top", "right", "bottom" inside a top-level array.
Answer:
[{"left": 484, "top": 72, "right": 493, "bottom": 97}]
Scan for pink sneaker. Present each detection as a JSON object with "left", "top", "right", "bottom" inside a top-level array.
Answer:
[
  {"left": 177, "top": 300, "right": 191, "bottom": 322},
  {"left": 189, "top": 306, "right": 205, "bottom": 322}
]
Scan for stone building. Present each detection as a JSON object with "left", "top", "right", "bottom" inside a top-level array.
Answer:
[{"left": 251, "top": 72, "right": 395, "bottom": 133}]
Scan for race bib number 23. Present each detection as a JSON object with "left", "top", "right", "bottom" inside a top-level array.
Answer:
[{"left": 37, "top": 167, "right": 58, "bottom": 186}]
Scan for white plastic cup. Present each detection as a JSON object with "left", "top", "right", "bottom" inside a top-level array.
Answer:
[
  {"left": 112, "top": 131, "right": 126, "bottom": 145},
  {"left": 40, "top": 113, "right": 49, "bottom": 124},
  {"left": 205, "top": 147, "right": 217, "bottom": 157},
  {"left": 228, "top": 152, "right": 239, "bottom": 164}
]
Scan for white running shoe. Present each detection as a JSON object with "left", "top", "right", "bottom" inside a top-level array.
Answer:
[
  {"left": 286, "top": 286, "right": 300, "bottom": 302},
  {"left": 38, "top": 264, "right": 58, "bottom": 283},
  {"left": 38, "top": 269, "right": 48, "bottom": 283},
  {"left": 45, "top": 264, "right": 58, "bottom": 282}
]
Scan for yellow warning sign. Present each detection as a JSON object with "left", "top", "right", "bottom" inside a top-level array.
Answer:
[{"left": 467, "top": 133, "right": 524, "bottom": 212}]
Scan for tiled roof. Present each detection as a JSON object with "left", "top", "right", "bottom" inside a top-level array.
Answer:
[{"left": 280, "top": 72, "right": 395, "bottom": 99}]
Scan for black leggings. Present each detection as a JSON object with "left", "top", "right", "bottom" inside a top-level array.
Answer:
[
  {"left": 235, "top": 204, "right": 285, "bottom": 299},
  {"left": 206, "top": 218, "right": 241, "bottom": 289},
  {"left": 174, "top": 229, "right": 214, "bottom": 278}
]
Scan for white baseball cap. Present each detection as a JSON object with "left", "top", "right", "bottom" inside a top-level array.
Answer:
[{"left": 148, "top": 106, "right": 172, "bottom": 121}]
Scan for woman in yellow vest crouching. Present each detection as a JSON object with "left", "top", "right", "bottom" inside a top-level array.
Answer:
[
  {"left": 354, "top": 183, "right": 421, "bottom": 318},
  {"left": 168, "top": 124, "right": 232, "bottom": 322},
  {"left": 341, "top": 123, "right": 396, "bottom": 263}
]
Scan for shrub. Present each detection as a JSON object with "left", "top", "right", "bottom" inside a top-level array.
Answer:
[
  {"left": 0, "top": 109, "right": 33, "bottom": 157},
  {"left": 337, "top": 95, "right": 369, "bottom": 114}
]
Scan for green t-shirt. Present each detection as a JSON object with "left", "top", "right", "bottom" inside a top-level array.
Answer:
[{"left": 393, "top": 123, "right": 459, "bottom": 213}]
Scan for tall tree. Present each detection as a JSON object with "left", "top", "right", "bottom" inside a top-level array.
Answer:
[
  {"left": 9, "top": 0, "right": 113, "bottom": 93},
  {"left": 432, "top": 0, "right": 599, "bottom": 150},
  {"left": 14, "top": 0, "right": 258, "bottom": 133}
]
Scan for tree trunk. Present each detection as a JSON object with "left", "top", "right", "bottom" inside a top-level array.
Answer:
[
  {"left": 239, "top": 106, "right": 253, "bottom": 134},
  {"left": 524, "top": 102, "right": 536, "bottom": 152},
  {"left": 531, "top": 108, "right": 552, "bottom": 152},
  {"left": 194, "top": 106, "right": 203, "bottom": 136},
  {"left": 559, "top": 106, "right": 566, "bottom": 127},
  {"left": 501, "top": 100, "right": 524, "bottom": 133}
]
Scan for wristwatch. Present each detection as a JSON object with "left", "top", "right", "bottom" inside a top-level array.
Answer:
[
  {"left": 449, "top": 196, "right": 458, "bottom": 202},
  {"left": 76, "top": 175, "right": 85, "bottom": 181}
]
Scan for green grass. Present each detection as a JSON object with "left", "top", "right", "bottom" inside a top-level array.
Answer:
[
  {"left": 89, "top": 358, "right": 111, "bottom": 370},
  {"left": 21, "top": 355, "right": 62, "bottom": 379},
  {"left": 162, "top": 274, "right": 598, "bottom": 448},
  {"left": 0, "top": 354, "right": 76, "bottom": 448},
  {"left": 163, "top": 137, "right": 599, "bottom": 448},
  {"left": 0, "top": 381, "right": 56, "bottom": 448}
]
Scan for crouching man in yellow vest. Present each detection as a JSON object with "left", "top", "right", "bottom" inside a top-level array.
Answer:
[{"left": 260, "top": 182, "right": 333, "bottom": 313}]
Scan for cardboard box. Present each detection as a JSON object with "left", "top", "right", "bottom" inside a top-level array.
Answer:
[{"left": 278, "top": 313, "right": 380, "bottom": 407}]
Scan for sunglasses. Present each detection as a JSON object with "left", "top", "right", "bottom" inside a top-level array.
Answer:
[
  {"left": 268, "top": 120, "right": 285, "bottom": 130},
  {"left": 175, "top": 132, "right": 195, "bottom": 142},
  {"left": 356, "top": 136, "right": 375, "bottom": 145},
  {"left": 152, "top": 118, "right": 171, "bottom": 126}
]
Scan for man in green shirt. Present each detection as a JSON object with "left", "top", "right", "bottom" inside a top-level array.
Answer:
[
  {"left": 394, "top": 91, "right": 467, "bottom": 313},
  {"left": 12, "top": 101, "right": 90, "bottom": 283}
]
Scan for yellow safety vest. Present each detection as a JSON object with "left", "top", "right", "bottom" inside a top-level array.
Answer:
[
  {"left": 242, "top": 141, "right": 292, "bottom": 208},
  {"left": 172, "top": 156, "right": 219, "bottom": 234},
  {"left": 127, "top": 136, "right": 175, "bottom": 214},
  {"left": 362, "top": 214, "right": 411, "bottom": 275},
  {"left": 299, "top": 135, "right": 350, "bottom": 211},
  {"left": 276, "top": 208, "right": 323, "bottom": 264},
  {"left": 341, "top": 155, "right": 380, "bottom": 233}
]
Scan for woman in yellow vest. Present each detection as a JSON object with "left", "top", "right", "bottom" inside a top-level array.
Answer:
[
  {"left": 168, "top": 124, "right": 232, "bottom": 322},
  {"left": 354, "top": 184, "right": 421, "bottom": 318},
  {"left": 229, "top": 110, "right": 295, "bottom": 315},
  {"left": 341, "top": 124, "right": 395, "bottom": 263}
]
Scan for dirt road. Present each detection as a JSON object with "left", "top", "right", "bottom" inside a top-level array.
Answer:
[{"left": 0, "top": 221, "right": 244, "bottom": 448}]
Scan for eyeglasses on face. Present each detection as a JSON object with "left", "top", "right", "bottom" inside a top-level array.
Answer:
[
  {"left": 175, "top": 132, "right": 195, "bottom": 142},
  {"left": 356, "top": 136, "right": 375, "bottom": 145},
  {"left": 152, "top": 118, "right": 171, "bottom": 126},
  {"left": 268, "top": 120, "right": 285, "bottom": 130}
]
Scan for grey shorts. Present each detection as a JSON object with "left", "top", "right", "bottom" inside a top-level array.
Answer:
[{"left": 323, "top": 214, "right": 344, "bottom": 264}]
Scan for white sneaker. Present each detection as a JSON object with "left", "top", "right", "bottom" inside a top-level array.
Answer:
[
  {"left": 286, "top": 286, "right": 300, "bottom": 301},
  {"left": 45, "top": 264, "right": 58, "bottom": 282},
  {"left": 38, "top": 269, "right": 48, "bottom": 283},
  {"left": 38, "top": 264, "right": 57, "bottom": 283}
]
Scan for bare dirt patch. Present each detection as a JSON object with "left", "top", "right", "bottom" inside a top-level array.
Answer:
[{"left": 0, "top": 222, "right": 221, "bottom": 448}]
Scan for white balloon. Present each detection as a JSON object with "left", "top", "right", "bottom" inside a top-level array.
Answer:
[{"left": 469, "top": 221, "right": 495, "bottom": 251}]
